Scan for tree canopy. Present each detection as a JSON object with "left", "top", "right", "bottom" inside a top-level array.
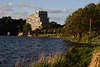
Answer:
[
  {"left": 0, "top": 16, "right": 26, "bottom": 35},
  {"left": 63, "top": 3, "right": 100, "bottom": 39},
  {"left": 40, "top": 21, "right": 64, "bottom": 34}
]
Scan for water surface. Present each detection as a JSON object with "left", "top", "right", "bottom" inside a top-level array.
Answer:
[{"left": 0, "top": 36, "right": 67, "bottom": 67}]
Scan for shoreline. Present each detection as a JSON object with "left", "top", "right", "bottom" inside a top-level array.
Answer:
[{"left": 65, "top": 40, "right": 100, "bottom": 48}]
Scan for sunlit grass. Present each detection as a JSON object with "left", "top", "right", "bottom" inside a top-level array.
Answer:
[{"left": 33, "top": 47, "right": 93, "bottom": 67}]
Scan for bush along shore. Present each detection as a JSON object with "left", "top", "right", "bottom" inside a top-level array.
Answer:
[
  {"left": 14, "top": 45, "right": 100, "bottom": 67},
  {"left": 33, "top": 47, "right": 94, "bottom": 67}
]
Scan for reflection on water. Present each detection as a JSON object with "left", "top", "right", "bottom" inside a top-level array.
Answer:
[{"left": 0, "top": 36, "right": 67, "bottom": 67}]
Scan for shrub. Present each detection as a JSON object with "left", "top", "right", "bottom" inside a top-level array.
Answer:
[
  {"left": 33, "top": 47, "right": 93, "bottom": 67},
  {"left": 64, "top": 47, "right": 93, "bottom": 67}
]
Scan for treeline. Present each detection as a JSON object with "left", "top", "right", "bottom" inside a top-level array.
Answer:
[
  {"left": 0, "top": 16, "right": 63, "bottom": 36},
  {"left": 63, "top": 3, "right": 100, "bottom": 40},
  {"left": 0, "top": 16, "right": 26, "bottom": 35},
  {"left": 40, "top": 21, "right": 64, "bottom": 34}
]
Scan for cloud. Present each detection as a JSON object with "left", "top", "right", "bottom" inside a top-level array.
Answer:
[
  {"left": 49, "top": 16, "right": 66, "bottom": 24},
  {"left": 18, "top": 2, "right": 31, "bottom": 7},
  {"left": 7, "top": 2, "right": 13, "bottom": 6},
  {"left": 0, "top": 2, "right": 14, "bottom": 17},
  {"left": 49, "top": 16, "right": 66, "bottom": 21},
  {"left": 0, "top": 9, "right": 8, "bottom": 16},
  {"left": 10, "top": 11, "right": 28, "bottom": 19},
  {"left": 62, "top": 8, "right": 67, "bottom": 13},
  {"left": 0, "top": 2, "right": 28, "bottom": 19},
  {"left": 0, "top": 2, "right": 13, "bottom": 13},
  {"left": 47, "top": 8, "right": 67, "bottom": 14},
  {"left": 0, "top": 5, "right": 7, "bottom": 9},
  {"left": 0, "top": 2, "right": 13, "bottom": 9},
  {"left": 18, "top": 2, "right": 43, "bottom": 10},
  {"left": 14, "top": 11, "right": 28, "bottom": 18},
  {"left": 18, "top": 2, "right": 37, "bottom": 9},
  {"left": 15, "top": 11, "right": 28, "bottom": 16},
  {"left": 18, "top": 2, "right": 68, "bottom": 14},
  {"left": 0, "top": 1, "right": 70, "bottom": 20},
  {"left": 4, "top": 8, "right": 14, "bottom": 12},
  {"left": 48, "top": 10, "right": 63, "bottom": 13}
]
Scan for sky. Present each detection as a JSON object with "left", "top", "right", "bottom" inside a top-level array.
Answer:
[{"left": 0, "top": 0, "right": 99, "bottom": 24}]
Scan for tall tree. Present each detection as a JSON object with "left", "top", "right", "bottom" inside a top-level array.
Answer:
[{"left": 63, "top": 3, "right": 100, "bottom": 40}]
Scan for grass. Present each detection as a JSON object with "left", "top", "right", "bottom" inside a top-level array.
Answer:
[
  {"left": 38, "top": 34, "right": 64, "bottom": 38},
  {"left": 64, "top": 34, "right": 100, "bottom": 45},
  {"left": 32, "top": 47, "right": 93, "bottom": 67}
]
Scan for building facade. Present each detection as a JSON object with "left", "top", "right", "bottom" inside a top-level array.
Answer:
[{"left": 26, "top": 11, "right": 49, "bottom": 30}]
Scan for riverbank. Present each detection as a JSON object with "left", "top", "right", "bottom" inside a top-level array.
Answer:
[
  {"left": 29, "top": 35, "right": 100, "bottom": 67},
  {"left": 20, "top": 46, "right": 94, "bottom": 67},
  {"left": 38, "top": 33, "right": 100, "bottom": 46},
  {"left": 38, "top": 34, "right": 64, "bottom": 38},
  {"left": 25, "top": 43, "right": 100, "bottom": 67}
]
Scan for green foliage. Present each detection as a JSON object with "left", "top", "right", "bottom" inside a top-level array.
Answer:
[
  {"left": 33, "top": 47, "right": 93, "bottom": 67},
  {"left": 51, "top": 58, "right": 67, "bottom": 67},
  {"left": 64, "top": 47, "right": 93, "bottom": 67},
  {"left": 0, "top": 16, "right": 26, "bottom": 35},
  {"left": 23, "top": 23, "right": 31, "bottom": 35},
  {"left": 34, "top": 62, "right": 49, "bottom": 67},
  {"left": 41, "top": 21, "right": 63, "bottom": 34},
  {"left": 63, "top": 3, "right": 100, "bottom": 41},
  {"left": 90, "top": 35, "right": 100, "bottom": 45}
]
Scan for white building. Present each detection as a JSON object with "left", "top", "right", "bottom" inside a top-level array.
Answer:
[{"left": 26, "top": 11, "right": 49, "bottom": 31}]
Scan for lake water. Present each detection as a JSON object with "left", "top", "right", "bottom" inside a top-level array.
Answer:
[{"left": 0, "top": 36, "right": 68, "bottom": 67}]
